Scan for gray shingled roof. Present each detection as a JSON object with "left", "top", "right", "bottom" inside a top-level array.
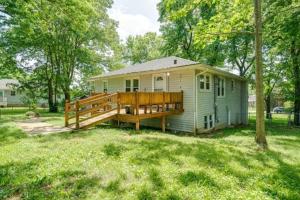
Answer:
[
  {"left": 94, "top": 56, "right": 198, "bottom": 78},
  {"left": 0, "top": 79, "right": 19, "bottom": 90}
]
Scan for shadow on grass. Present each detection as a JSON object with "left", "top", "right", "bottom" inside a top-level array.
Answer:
[
  {"left": 127, "top": 136, "right": 300, "bottom": 199},
  {"left": 0, "top": 159, "right": 100, "bottom": 199}
]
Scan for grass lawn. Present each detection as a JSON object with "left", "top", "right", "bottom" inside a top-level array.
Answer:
[{"left": 0, "top": 110, "right": 299, "bottom": 199}]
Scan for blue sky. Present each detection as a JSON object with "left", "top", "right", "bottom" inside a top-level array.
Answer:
[{"left": 109, "top": 0, "right": 160, "bottom": 41}]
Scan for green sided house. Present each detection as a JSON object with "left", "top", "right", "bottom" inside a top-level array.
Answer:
[{"left": 86, "top": 56, "right": 248, "bottom": 133}]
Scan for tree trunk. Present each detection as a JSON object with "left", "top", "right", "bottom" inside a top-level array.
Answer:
[
  {"left": 254, "top": 0, "right": 267, "bottom": 148},
  {"left": 265, "top": 95, "right": 271, "bottom": 119},
  {"left": 291, "top": 40, "right": 300, "bottom": 126},
  {"left": 48, "top": 80, "right": 58, "bottom": 113},
  {"left": 64, "top": 90, "right": 71, "bottom": 103}
]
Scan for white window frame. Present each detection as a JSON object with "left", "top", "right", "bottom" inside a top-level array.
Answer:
[
  {"left": 124, "top": 77, "right": 140, "bottom": 92},
  {"left": 217, "top": 77, "right": 226, "bottom": 97},
  {"left": 152, "top": 73, "right": 167, "bottom": 92},
  {"left": 204, "top": 114, "right": 215, "bottom": 129},
  {"left": 102, "top": 80, "right": 108, "bottom": 92},
  {"left": 197, "top": 73, "right": 211, "bottom": 92}
]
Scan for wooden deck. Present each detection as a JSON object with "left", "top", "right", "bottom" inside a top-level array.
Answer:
[{"left": 65, "top": 91, "right": 184, "bottom": 131}]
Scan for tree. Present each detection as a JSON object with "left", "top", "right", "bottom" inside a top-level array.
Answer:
[
  {"left": 1, "top": 0, "right": 119, "bottom": 111},
  {"left": 253, "top": 0, "right": 267, "bottom": 148},
  {"left": 161, "top": 0, "right": 268, "bottom": 147},
  {"left": 158, "top": 0, "right": 225, "bottom": 66},
  {"left": 264, "top": 0, "right": 300, "bottom": 125},
  {"left": 224, "top": 32, "right": 255, "bottom": 77},
  {"left": 123, "top": 32, "right": 163, "bottom": 64}
]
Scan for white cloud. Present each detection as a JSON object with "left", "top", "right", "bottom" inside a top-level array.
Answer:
[
  {"left": 108, "top": 0, "right": 160, "bottom": 41},
  {"left": 109, "top": 9, "right": 159, "bottom": 41}
]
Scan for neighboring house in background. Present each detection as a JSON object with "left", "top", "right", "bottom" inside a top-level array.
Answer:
[
  {"left": 0, "top": 79, "right": 23, "bottom": 107},
  {"left": 0, "top": 79, "right": 48, "bottom": 107},
  {"left": 89, "top": 56, "right": 248, "bottom": 133}
]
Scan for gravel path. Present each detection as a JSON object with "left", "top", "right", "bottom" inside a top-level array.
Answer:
[{"left": 17, "top": 118, "right": 72, "bottom": 135}]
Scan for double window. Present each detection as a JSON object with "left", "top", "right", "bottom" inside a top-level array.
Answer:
[
  {"left": 199, "top": 74, "right": 211, "bottom": 91},
  {"left": 10, "top": 91, "right": 16, "bottom": 96},
  {"left": 217, "top": 77, "right": 225, "bottom": 97},
  {"left": 125, "top": 78, "right": 139, "bottom": 92},
  {"left": 204, "top": 114, "right": 214, "bottom": 129}
]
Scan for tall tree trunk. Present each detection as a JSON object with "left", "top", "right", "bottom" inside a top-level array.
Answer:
[
  {"left": 265, "top": 94, "right": 271, "bottom": 119},
  {"left": 47, "top": 80, "right": 57, "bottom": 113},
  {"left": 254, "top": 0, "right": 267, "bottom": 148},
  {"left": 291, "top": 40, "right": 300, "bottom": 126},
  {"left": 64, "top": 89, "right": 71, "bottom": 102}
]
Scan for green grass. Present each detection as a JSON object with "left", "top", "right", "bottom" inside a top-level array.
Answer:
[{"left": 0, "top": 111, "right": 299, "bottom": 199}]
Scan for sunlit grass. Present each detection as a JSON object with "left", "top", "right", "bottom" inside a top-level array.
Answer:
[{"left": 0, "top": 111, "right": 299, "bottom": 199}]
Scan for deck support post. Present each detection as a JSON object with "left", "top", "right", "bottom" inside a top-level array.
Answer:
[
  {"left": 135, "top": 120, "right": 140, "bottom": 131},
  {"left": 65, "top": 100, "right": 69, "bottom": 127},
  {"left": 75, "top": 100, "right": 80, "bottom": 129},
  {"left": 161, "top": 116, "right": 166, "bottom": 132}
]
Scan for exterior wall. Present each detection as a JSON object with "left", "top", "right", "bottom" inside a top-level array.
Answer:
[
  {"left": 93, "top": 68, "right": 248, "bottom": 133},
  {"left": 196, "top": 70, "right": 248, "bottom": 132},
  {"left": 140, "top": 69, "right": 195, "bottom": 133},
  {"left": 2, "top": 90, "right": 24, "bottom": 106},
  {"left": 196, "top": 72, "right": 215, "bottom": 132}
]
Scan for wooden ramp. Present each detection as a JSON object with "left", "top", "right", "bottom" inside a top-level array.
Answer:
[
  {"left": 69, "top": 109, "right": 118, "bottom": 129},
  {"left": 65, "top": 91, "right": 184, "bottom": 131}
]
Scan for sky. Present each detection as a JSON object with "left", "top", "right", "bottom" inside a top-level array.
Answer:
[{"left": 109, "top": 0, "right": 161, "bottom": 41}]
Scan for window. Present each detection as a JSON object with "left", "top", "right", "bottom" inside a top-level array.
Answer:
[
  {"left": 125, "top": 78, "right": 139, "bottom": 92},
  {"left": 198, "top": 74, "right": 210, "bottom": 91},
  {"left": 125, "top": 80, "right": 131, "bottom": 92},
  {"left": 11, "top": 91, "right": 16, "bottom": 96},
  {"left": 103, "top": 80, "right": 108, "bottom": 92},
  {"left": 199, "top": 75, "right": 205, "bottom": 89},
  {"left": 209, "top": 115, "right": 213, "bottom": 128},
  {"left": 133, "top": 79, "right": 139, "bottom": 91},
  {"left": 206, "top": 76, "right": 210, "bottom": 90},
  {"left": 204, "top": 116, "right": 208, "bottom": 129},
  {"left": 204, "top": 114, "right": 214, "bottom": 129},
  {"left": 231, "top": 80, "right": 235, "bottom": 92},
  {"left": 217, "top": 77, "right": 225, "bottom": 97}
]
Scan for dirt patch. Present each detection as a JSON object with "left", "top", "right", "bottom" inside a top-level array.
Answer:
[{"left": 17, "top": 117, "right": 72, "bottom": 135}]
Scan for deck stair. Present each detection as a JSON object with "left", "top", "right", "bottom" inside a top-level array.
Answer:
[{"left": 65, "top": 91, "right": 184, "bottom": 131}]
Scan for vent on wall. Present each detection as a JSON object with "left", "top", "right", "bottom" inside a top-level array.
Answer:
[{"left": 174, "top": 59, "right": 177, "bottom": 64}]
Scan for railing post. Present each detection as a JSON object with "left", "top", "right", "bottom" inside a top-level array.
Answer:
[
  {"left": 180, "top": 90, "right": 184, "bottom": 111},
  {"left": 75, "top": 100, "right": 80, "bottom": 129},
  {"left": 64, "top": 100, "right": 69, "bottom": 127},
  {"left": 117, "top": 92, "right": 120, "bottom": 114},
  {"left": 135, "top": 91, "right": 139, "bottom": 115},
  {"left": 150, "top": 92, "right": 153, "bottom": 114},
  {"left": 162, "top": 92, "right": 165, "bottom": 112}
]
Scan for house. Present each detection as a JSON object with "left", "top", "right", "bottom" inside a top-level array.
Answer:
[
  {"left": 0, "top": 79, "right": 48, "bottom": 107},
  {"left": 84, "top": 56, "right": 248, "bottom": 133},
  {"left": 0, "top": 79, "right": 23, "bottom": 107}
]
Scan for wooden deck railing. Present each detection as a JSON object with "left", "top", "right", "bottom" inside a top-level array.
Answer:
[{"left": 65, "top": 91, "right": 183, "bottom": 129}]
